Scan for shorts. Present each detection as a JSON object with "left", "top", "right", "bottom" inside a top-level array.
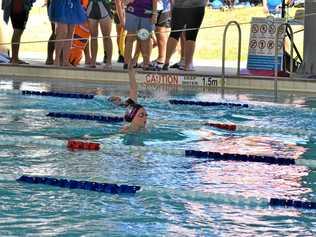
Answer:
[
  {"left": 125, "top": 12, "right": 155, "bottom": 33},
  {"left": 87, "top": 0, "right": 112, "bottom": 20},
  {"left": 10, "top": 0, "right": 29, "bottom": 30},
  {"left": 169, "top": 7, "right": 205, "bottom": 42},
  {"left": 156, "top": 11, "right": 170, "bottom": 28}
]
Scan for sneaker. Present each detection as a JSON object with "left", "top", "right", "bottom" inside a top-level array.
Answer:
[
  {"left": 123, "top": 63, "right": 139, "bottom": 70},
  {"left": 162, "top": 63, "right": 169, "bottom": 71},
  {"left": 117, "top": 55, "right": 124, "bottom": 63},
  {"left": 151, "top": 60, "right": 164, "bottom": 69},
  {"left": 184, "top": 63, "right": 195, "bottom": 71},
  {"left": 170, "top": 62, "right": 180, "bottom": 69},
  {"left": 143, "top": 64, "right": 160, "bottom": 71}
]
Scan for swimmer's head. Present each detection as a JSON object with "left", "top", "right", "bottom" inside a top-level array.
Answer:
[{"left": 124, "top": 99, "right": 147, "bottom": 129}]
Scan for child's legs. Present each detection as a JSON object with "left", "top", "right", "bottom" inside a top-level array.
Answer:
[
  {"left": 54, "top": 22, "right": 68, "bottom": 66},
  {"left": 139, "top": 17, "right": 155, "bottom": 67},
  {"left": 88, "top": 19, "right": 99, "bottom": 66},
  {"left": 155, "top": 11, "right": 170, "bottom": 63},
  {"left": 99, "top": 17, "right": 113, "bottom": 65},
  {"left": 124, "top": 13, "right": 139, "bottom": 67}
]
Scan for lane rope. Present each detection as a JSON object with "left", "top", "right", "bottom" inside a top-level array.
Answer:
[
  {"left": 1, "top": 135, "right": 315, "bottom": 169},
  {"left": 47, "top": 112, "right": 124, "bottom": 123},
  {"left": 22, "top": 90, "right": 95, "bottom": 99},
  {"left": 15, "top": 175, "right": 316, "bottom": 210},
  {"left": 17, "top": 175, "right": 141, "bottom": 194},
  {"left": 169, "top": 99, "right": 249, "bottom": 108},
  {"left": 185, "top": 150, "right": 296, "bottom": 165}
]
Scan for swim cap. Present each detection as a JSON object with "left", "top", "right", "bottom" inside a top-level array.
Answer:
[{"left": 124, "top": 99, "right": 143, "bottom": 122}]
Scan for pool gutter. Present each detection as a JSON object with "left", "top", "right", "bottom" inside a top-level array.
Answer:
[{"left": 0, "top": 64, "right": 315, "bottom": 93}]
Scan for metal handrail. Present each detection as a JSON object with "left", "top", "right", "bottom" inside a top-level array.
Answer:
[
  {"left": 274, "top": 23, "right": 294, "bottom": 77},
  {"left": 274, "top": 22, "right": 294, "bottom": 99},
  {"left": 222, "top": 21, "right": 242, "bottom": 90}
]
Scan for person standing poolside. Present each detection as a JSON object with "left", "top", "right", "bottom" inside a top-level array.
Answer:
[
  {"left": 86, "top": 0, "right": 113, "bottom": 69},
  {"left": 163, "top": 0, "right": 208, "bottom": 71},
  {"left": 151, "top": 0, "right": 171, "bottom": 69},
  {"left": 104, "top": 0, "right": 125, "bottom": 64},
  {"left": 45, "top": 0, "right": 56, "bottom": 65},
  {"left": 119, "top": 0, "right": 158, "bottom": 71},
  {"left": 2, "top": 0, "right": 35, "bottom": 64},
  {"left": 263, "top": 0, "right": 283, "bottom": 16},
  {"left": 48, "top": 0, "right": 87, "bottom": 66}
]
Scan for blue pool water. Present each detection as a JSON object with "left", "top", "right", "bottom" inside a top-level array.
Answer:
[{"left": 0, "top": 78, "right": 316, "bottom": 236}]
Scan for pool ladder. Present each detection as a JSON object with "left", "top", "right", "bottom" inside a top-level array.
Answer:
[{"left": 221, "top": 21, "right": 241, "bottom": 96}]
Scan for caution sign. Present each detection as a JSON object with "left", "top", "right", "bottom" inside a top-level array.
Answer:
[{"left": 247, "top": 17, "right": 285, "bottom": 71}]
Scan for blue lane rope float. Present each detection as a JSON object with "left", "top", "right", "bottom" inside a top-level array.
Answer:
[
  {"left": 169, "top": 99, "right": 249, "bottom": 108},
  {"left": 17, "top": 175, "right": 141, "bottom": 194},
  {"left": 15, "top": 176, "right": 316, "bottom": 210},
  {"left": 269, "top": 198, "right": 316, "bottom": 209},
  {"left": 47, "top": 112, "right": 124, "bottom": 123},
  {"left": 1, "top": 135, "right": 315, "bottom": 169},
  {"left": 185, "top": 150, "right": 297, "bottom": 166},
  {"left": 22, "top": 90, "right": 95, "bottom": 99}
]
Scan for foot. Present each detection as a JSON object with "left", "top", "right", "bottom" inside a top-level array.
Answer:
[
  {"left": 86, "top": 64, "right": 96, "bottom": 69},
  {"left": 10, "top": 59, "right": 29, "bottom": 65},
  {"left": 103, "top": 64, "right": 112, "bottom": 70},
  {"left": 117, "top": 55, "right": 124, "bottom": 63},
  {"left": 184, "top": 64, "right": 195, "bottom": 71},
  {"left": 143, "top": 64, "right": 160, "bottom": 71},
  {"left": 162, "top": 63, "right": 169, "bottom": 71},
  {"left": 151, "top": 60, "right": 164, "bottom": 69},
  {"left": 45, "top": 59, "right": 54, "bottom": 65}
]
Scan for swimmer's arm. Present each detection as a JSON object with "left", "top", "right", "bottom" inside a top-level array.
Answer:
[{"left": 128, "top": 67, "right": 137, "bottom": 102}]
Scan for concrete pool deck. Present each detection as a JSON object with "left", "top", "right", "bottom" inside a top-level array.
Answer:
[{"left": 0, "top": 61, "right": 316, "bottom": 93}]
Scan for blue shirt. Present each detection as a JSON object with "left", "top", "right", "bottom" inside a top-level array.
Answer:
[
  {"left": 267, "top": 0, "right": 282, "bottom": 13},
  {"left": 157, "top": 0, "right": 170, "bottom": 12}
]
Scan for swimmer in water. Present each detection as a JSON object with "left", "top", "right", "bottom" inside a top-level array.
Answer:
[{"left": 108, "top": 65, "right": 148, "bottom": 133}]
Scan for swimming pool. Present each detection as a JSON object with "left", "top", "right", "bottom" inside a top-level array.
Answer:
[{"left": 0, "top": 77, "right": 316, "bottom": 236}]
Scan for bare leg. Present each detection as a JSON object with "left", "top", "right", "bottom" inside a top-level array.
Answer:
[
  {"left": 133, "top": 40, "right": 141, "bottom": 66},
  {"left": 11, "top": 29, "right": 23, "bottom": 64},
  {"left": 84, "top": 41, "right": 91, "bottom": 65},
  {"left": 46, "top": 22, "right": 56, "bottom": 65},
  {"left": 164, "top": 36, "right": 179, "bottom": 65},
  {"left": 116, "top": 24, "right": 125, "bottom": 62},
  {"left": 88, "top": 19, "right": 99, "bottom": 67},
  {"left": 140, "top": 38, "right": 152, "bottom": 68},
  {"left": 184, "top": 40, "right": 195, "bottom": 70},
  {"left": 54, "top": 23, "right": 68, "bottom": 66},
  {"left": 124, "top": 33, "right": 137, "bottom": 68},
  {"left": 155, "top": 26, "right": 169, "bottom": 63},
  {"left": 100, "top": 17, "right": 113, "bottom": 67}
]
